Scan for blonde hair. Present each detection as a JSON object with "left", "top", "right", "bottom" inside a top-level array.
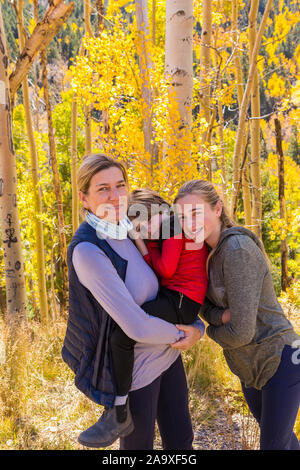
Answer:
[
  {"left": 77, "top": 153, "right": 129, "bottom": 219},
  {"left": 174, "top": 179, "right": 271, "bottom": 274}
]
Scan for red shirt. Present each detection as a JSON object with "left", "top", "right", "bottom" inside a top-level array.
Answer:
[{"left": 143, "top": 234, "right": 208, "bottom": 305}]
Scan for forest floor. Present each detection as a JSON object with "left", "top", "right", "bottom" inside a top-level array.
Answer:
[{"left": 0, "top": 299, "right": 299, "bottom": 451}]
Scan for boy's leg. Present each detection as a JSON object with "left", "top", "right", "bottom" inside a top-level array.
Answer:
[
  {"left": 110, "top": 324, "right": 136, "bottom": 397},
  {"left": 141, "top": 287, "right": 181, "bottom": 324},
  {"left": 119, "top": 374, "right": 162, "bottom": 450},
  {"left": 156, "top": 355, "right": 194, "bottom": 450},
  {"left": 77, "top": 325, "right": 136, "bottom": 448},
  {"left": 142, "top": 287, "right": 200, "bottom": 325}
]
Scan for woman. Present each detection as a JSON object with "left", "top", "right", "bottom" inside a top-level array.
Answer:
[
  {"left": 174, "top": 179, "right": 300, "bottom": 450},
  {"left": 61, "top": 154, "right": 203, "bottom": 450}
]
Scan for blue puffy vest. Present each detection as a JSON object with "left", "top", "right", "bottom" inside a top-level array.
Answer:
[{"left": 61, "top": 221, "right": 128, "bottom": 407}]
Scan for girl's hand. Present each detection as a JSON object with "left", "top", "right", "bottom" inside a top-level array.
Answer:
[
  {"left": 222, "top": 308, "right": 231, "bottom": 324},
  {"left": 170, "top": 324, "right": 201, "bottom": 350}
]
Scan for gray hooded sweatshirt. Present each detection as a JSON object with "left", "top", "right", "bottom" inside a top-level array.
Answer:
[{"left": 200, "top": 226, "right": 299, "bottom": 390}]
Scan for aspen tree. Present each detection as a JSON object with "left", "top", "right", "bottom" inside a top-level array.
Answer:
[
  {"left": 135, "top": 0, "right": 154, "bottom": 169},
  {"left": 213, "top": 3, "right": 227, "bottom": 205},
  {"left": 199, "top": 0, "right": 212, "bottom": 180},
  {"left": 41, "top": 48, "right": 69, "bottom": 315},
  {"left": 71, "top": 93, "right": 79, "bottom": 232},
  {"left": 16, "top": 0, "right": 49, "bottom": 325},
  {"left": 230, "top": 0, "right": 273, "bottom": 219},
  {"left": 164, "top": 0, "right": 193, "bottom": 169},
  {"left": 84, "top": 0, "right": 93, "bottom": 155},
  {"left": 275, "top": 118, "right": 289, "bottom": 291},
  {"left": 231, "top": 0, "right": 252, "bottom": 226},
  {"left": 0, "top": 5, "right": 27, "bottom": 328},
  {"left": 152, "top": 0, "right": 156, "bottom": 45},
  {"left": 96, "top": 0, "right": 104, "bottom": 35},
  {"left": 249, "top": 0, "right": 262, "bottom": 238},
  {"left": 95, "top": 0, "right": 110, "bottom": 148},
  {"left": 9, "top": 0, "right": 74, "bottom": 99}
]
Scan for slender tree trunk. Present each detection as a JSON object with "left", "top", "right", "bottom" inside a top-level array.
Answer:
[
  {"left": 242, "top": 150, "right": 252, "bottom": 226},
  {"left": 213, "top": 6, "right": 227, "bottom": 204},
  {"left": 152, "top": 0, "right": 156, "bottom": 45},
  {"left": 96, "top": 0, "right": 104, "bottom": 35},
  {"left": 135, "top": 0, "right": 154, "bottom": 169},
  {"left": 199, "top": 0, "right": 212, "bottom": 180},
  {"left": 94, "top": 0, "right": 110, "bottom": 152},
  {"left": 50, "top": 230, "right": 59, "bottom": 321},
  {"left": 71, "top": 93, "right": 79, "bottom": 232},
  {"left": 164, "top": 0, "right": 193, "bottom": 168},
  {"left": 0, "top": 6, "right": 27, "bottom": 328},
  {"left": 84, "top": 0, "right": 93, "bottom": 155},
  {"left": 231, "top": 0, "right": 252, "bottom": 225},
  {"left": 249, "top": 0, "right": 262, "bottom": 239},
  {"left": 230, "top": 0, "right": 273, "bottom": 219},
  {"left": 217, "top": 95, "right": 227, "bottom": 205},
  {"left": 41, "top": 48, "right": 68, "bottom": 315},
  {"left": 274, "top": 118, "right": 289, "bottom": 291},
  {"left": 29, "top": 277, "right": 39, "bottom": 320},
  {"left": 17, "top": 0, "right": 49, "bottom": 326}
]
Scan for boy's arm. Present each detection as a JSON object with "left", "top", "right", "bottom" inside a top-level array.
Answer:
[
  {"left": 146, "top": 235, "right": 184, "bottom": 279},
  {"left": 134, "top": 233, "right": 149, "bottom": 257}
]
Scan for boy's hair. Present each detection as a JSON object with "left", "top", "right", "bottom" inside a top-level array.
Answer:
[
  {"left": 128, "top": 189, "right": 182, "bottom": 249},
  {"left": 127, "top": 188, "right": 170, "bottom": 221}
]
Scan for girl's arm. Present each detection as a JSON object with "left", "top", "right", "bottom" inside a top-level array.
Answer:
[
  {"left": 200, "top": 297, "right": 226, "bottom": 326},
  {"left": 206, "top": 247, "right": 267, "bottom": 349},
  {"left": 72, "top": 242, "right": 184, "bottom": 345}
]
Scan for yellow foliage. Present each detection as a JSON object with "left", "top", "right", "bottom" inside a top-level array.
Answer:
[{"left": 267, "top": 73, "right": 286, "bottom": 98}]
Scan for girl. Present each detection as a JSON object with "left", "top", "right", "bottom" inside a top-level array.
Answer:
[{"left": 174, "top": 179, "right": 300, "bottom": 450}]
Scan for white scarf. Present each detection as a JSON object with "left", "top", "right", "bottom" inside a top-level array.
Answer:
[{"left": 86, "top": 210, "right": 133, "bottom": 240}]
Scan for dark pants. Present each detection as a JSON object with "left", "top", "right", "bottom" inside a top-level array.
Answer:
[
  {"left": 242, "top": 344, "right": 300, "bottom": 450},
  {"left": 119, "top": 355, "right": 194, "bottom": 450},
  {"left": 110, "top": 286, "right": 201, "bottom": 396}
]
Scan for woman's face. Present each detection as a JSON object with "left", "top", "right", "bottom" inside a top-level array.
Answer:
[
  {"left": 175, "top": 193, "right": 223, "bottom": 247},
  {"left": 79, "top": 166, "right": 128, "bottom": 223}
]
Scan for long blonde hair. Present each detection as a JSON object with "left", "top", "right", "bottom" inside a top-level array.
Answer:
[
  {"left": 76, "top": 153, "right": 129, "bottom": 219},
  {"left": 174, "top": 179, "right": 271, "bottom": 274}
]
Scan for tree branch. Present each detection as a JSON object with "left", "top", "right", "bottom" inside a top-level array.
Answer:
[{"left": 9, "top": 0, "right": 74, "bottom": 98}]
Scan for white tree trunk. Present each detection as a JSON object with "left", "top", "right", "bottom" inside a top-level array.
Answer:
[
  {"left": 135, "top": 0, "right": 153, "bottom": 161},
  {"left": 199, "top": 0, "right": 212, "bottom": 178},
  {"left": 0, "top": 6, "right": 27, "bottom": 327},
  {"left": 164, "top": 0, "right": 193, "bottom": 166},
  {"left": 249, "top": 0, "right": 262, "bottom": 238}
]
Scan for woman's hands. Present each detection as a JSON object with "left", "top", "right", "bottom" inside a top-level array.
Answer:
[
  {"left": 171, "top": 324, "right": 202, "bottom": 350},
  {"left": 171, "top": 308, "right": 231, "bottom": 351}
]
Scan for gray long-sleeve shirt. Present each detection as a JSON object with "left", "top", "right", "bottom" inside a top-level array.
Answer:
[
  {"left": 200, "top": 226, "right": 299, "bottom": 389},
  {"left": 72, "top": 238, "right": 204, "bottom": 391}
]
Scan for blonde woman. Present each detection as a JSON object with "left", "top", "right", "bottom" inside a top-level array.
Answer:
[
  {"left": 61, "top": 154, "right": 203, "bottom": 449},
  {"left": 174, "top": 179, "right": 300, "bottom": 450}
]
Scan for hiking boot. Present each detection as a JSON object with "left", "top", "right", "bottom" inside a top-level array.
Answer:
[{"left": 77, "top": 400, "right": 134, "bottom": 448}]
